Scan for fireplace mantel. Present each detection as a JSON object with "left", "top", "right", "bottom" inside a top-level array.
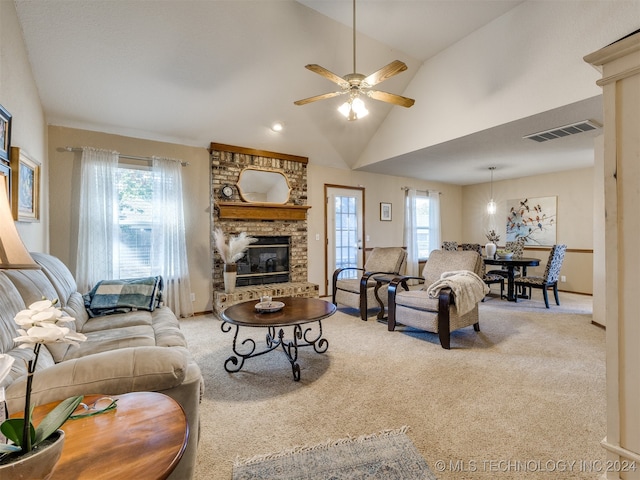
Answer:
[{"left": 215, "top": 201, "right": 311, "bottom": 221}]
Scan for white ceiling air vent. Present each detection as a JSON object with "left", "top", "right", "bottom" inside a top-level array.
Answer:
[{"left": 523, "top": 120, "right": 602, "bottom": 143}]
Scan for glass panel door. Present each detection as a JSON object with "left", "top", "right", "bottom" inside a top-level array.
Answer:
[{"left": 326, "top": 187, "right": 364, "bottom": 288}]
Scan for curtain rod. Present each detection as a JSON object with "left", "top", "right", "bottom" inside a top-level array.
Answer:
[
  {"left": 401, "top": 186, "right": 442, "bottom": 195},
  {"left": 63, "top": 147, "right": 189, "bottom": 166}
]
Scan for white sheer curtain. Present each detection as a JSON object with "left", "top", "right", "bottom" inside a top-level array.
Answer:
[
  {"left": 403, "top": 188, "right": 442, "bottom": 282},
  {"left": 428, "top": 189, "right": 441, "bottom": 255},
  {"left": 76, "top": 147, "right": 119, "bottom": 294},
  {"left": 403, "top": 189, "right": 420, "bottom": 279},
  {"left": 151, "top": 156, "right": 193, "bottom": 318}
]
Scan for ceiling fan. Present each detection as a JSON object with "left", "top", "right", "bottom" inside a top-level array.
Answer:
[{"left": 294, "top": 0, "right": 415, "bottom": 120}]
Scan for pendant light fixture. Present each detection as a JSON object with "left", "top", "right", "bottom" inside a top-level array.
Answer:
[{"left": 487, "top": 167, "right": 497, "bottom": 215}]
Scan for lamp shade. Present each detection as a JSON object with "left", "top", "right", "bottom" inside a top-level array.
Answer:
[{"left": 0, "top": 178, "right": 39, "bottom": 269}]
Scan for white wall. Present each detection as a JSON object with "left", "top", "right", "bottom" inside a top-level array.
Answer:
[
  {"left": 306, "top": 163, "right": 462, "bottom": 296},
  {"left": 462, "top": 167, "right": 595, "bottom": 294},
  {"left": 47, "top": 126, "right": 213, "bottom": 314},
  {"left": 357, "top": 0, "right": 640, "bottom": 168},
  {"left": 0, "top": 1, "right": 48, "bottom": 253}
]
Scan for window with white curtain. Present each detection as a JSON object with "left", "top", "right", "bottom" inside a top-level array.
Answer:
[
  {"left": 404, "top": 189, "right": 440, "bottom": 279},
  {"left": 76, "top": 148, "right": 193, "bottom": 317}
]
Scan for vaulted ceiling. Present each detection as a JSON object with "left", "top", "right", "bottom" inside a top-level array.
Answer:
[{"left": 13, "top": 1, "right": 639, "bottom": 184}]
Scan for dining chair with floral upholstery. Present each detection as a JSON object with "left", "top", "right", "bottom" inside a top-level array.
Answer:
[
  {"left": 441, "top": 241, "right": 458, "bottom": 251},
  {"left": 460, "top": 243, "right": 504, "bottom": 299},
  {"left": 513, "top": 244, "right": 567, "bottom": 308},
  {"left": 486, "top": 237, "right": 526, "bottom": 277}
]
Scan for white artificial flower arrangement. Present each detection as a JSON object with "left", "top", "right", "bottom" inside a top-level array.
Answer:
[
  {"left": 0, "top": 299, "right": 87, "bottom": 461},
  {"left": 213, "top": 227, "right": 257, "bottom": 264}
]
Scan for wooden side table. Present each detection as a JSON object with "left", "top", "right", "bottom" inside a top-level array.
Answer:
[{"left": 27, "top": 392, "right": 188, "bottom": 480}]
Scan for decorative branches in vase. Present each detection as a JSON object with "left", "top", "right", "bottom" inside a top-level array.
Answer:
[{"left": 213, "top": 228, "right": 257, "bottom": 293}]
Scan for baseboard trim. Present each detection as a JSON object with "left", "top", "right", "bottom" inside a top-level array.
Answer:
[{"left": 601, "top": 437, "right": 640, "bottom": 463}]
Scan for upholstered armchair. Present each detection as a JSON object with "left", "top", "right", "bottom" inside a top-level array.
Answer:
[
  {"left": 387, "top": 250, "right": 488, "bottom": 349},
  {"left": 332, "top": 247, "right": 407, "bottom": 321},
  {"left": 514, "top": 244, "right": 567, "bottom": 308}
]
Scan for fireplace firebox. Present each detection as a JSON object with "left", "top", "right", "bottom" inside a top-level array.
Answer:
[{"left": 235, "top": 236, "right": 290, "bottom": 287}]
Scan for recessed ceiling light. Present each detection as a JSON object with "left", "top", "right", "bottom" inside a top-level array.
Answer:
[{"left": 271, "top": 122, "right": 284, "bottom": 132}]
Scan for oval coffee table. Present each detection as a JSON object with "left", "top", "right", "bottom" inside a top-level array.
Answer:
[{"left": 220, "top": 296, "right": 336, "bottom": 381}]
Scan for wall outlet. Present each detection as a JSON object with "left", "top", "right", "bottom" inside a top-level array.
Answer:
[
  {"left": 560, "top": 276, "right": 566, "bottom": 282},
  {"left": 315, "top": 233, "right": 320, "bottom": 241},
  {"left": 190, "top": 292, "right": 196, "bottom": 302}
]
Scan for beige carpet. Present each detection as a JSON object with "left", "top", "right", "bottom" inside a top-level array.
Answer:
[{"left": 181, "top": 292, "right": 604, "bottom": 479}]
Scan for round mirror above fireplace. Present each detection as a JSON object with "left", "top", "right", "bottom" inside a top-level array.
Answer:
[{"left": 237, "top": 167, "right": 291, "bottom": 204}]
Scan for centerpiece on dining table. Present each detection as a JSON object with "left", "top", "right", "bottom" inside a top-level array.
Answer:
[{"left": 485, "top": 230, "right": 500, "bottom": 259}]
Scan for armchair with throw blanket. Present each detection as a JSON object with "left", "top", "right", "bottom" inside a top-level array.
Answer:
[
  {"left": 332, "top": 247, "right": 407, "bottom": 321},
  {"left": 387, "top": 250, "right": 489, "bottom": 349}
]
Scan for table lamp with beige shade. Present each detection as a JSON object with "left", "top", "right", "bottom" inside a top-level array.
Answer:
[{"left": 0, "top": 177, "right": 39, "bottom": 269}]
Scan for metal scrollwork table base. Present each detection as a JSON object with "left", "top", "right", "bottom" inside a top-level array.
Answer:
[{"left": 220, "top": 297, "right": 336, "bottom": 381}]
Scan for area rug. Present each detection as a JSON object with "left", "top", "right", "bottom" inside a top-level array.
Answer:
[{"left": 232, "top": 426, "right": 437, "bottom": 480}]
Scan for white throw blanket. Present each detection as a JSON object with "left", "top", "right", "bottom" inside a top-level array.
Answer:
[{"left": 426, "top": 270, "right": 490, "bottom": 316}]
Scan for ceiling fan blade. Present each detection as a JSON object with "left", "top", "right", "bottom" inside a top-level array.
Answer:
[
  {"left": 305, "top": 64, "right": 348, "bottom": 87},
  {"left": 294, "top": 91, "right": 344, "bottom": 106},
  {"left": 363, "top": 60, "right": 408, "bottom": 87},
  {"left": 368, "top": 90, "right": 415, "bottom": 108}
]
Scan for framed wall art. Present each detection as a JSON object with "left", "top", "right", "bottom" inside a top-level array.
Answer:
[
  {"left": 0, "top": 104, "right": 11, "bottom": 164},
  {"left": 380, "top": 202, "right": 392, "bottom": 221},
  {"left": 10, "top": 146, "right": 40, "bottom": 222},
  {"left": 0, "top": 162, "right": 10, "bottom": 202},
  {"left": 505, "top": 196, "right": 557, "bottom": 246}
]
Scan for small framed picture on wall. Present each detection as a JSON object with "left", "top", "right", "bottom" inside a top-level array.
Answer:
[
  {"left": 0, "top": 103, "right": 12, "bottom": 164},
  {"left": 10, "top": 146, "right": 40, "bottom": 222},
  {"left": 380, "top": 202, "right": 392, "bottom": 221}
]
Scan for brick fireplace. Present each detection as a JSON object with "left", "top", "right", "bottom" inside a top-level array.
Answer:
[{"left": 210, "top": 143, "right": 318, "bottom": 313}]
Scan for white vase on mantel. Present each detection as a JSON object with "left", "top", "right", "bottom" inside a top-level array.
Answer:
[
  {"left": 485, "top": 243, "right": 497, "bottom": 259},
  {"left": 223, "top": 264, "right": 237, "bottom": 294}
]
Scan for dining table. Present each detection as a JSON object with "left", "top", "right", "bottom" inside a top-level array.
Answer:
[{"left": 483, "top": 256, "right": 541, "bottom": 301}]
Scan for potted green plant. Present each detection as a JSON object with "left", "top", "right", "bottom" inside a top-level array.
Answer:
[
  {"left": 0, "top": 299, "right": 87, "bottom": 478},
  {"left": 213, "top": 228, "right": 257, "bottom": 293}
]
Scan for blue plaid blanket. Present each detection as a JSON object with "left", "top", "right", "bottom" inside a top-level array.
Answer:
[{"left": 84, "top": 276, "right": 163, "bottom": 317}]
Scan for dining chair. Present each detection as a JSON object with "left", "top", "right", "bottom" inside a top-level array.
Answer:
[
  {"left": 441, "top": 241, "right": 458, "bottom": 251},
  {"left": 513, "top": 244, "right": 567, "bottom": 308},
  {"left": 460, "top": 243, "right": 504, "bottom": 299},
  {"left": 332, "top": 247, "right": 407, "bottom": 321},
  {"left": 486, "top": 237, "right": 526, "bottom": 277}
]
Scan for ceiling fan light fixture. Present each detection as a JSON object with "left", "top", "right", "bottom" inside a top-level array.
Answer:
[
  {"left": 294, "top": 0, "right": 414, "bottom": 113},
  {"left": 338, "top": 96, "right": 369, "bottom": 121}
]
